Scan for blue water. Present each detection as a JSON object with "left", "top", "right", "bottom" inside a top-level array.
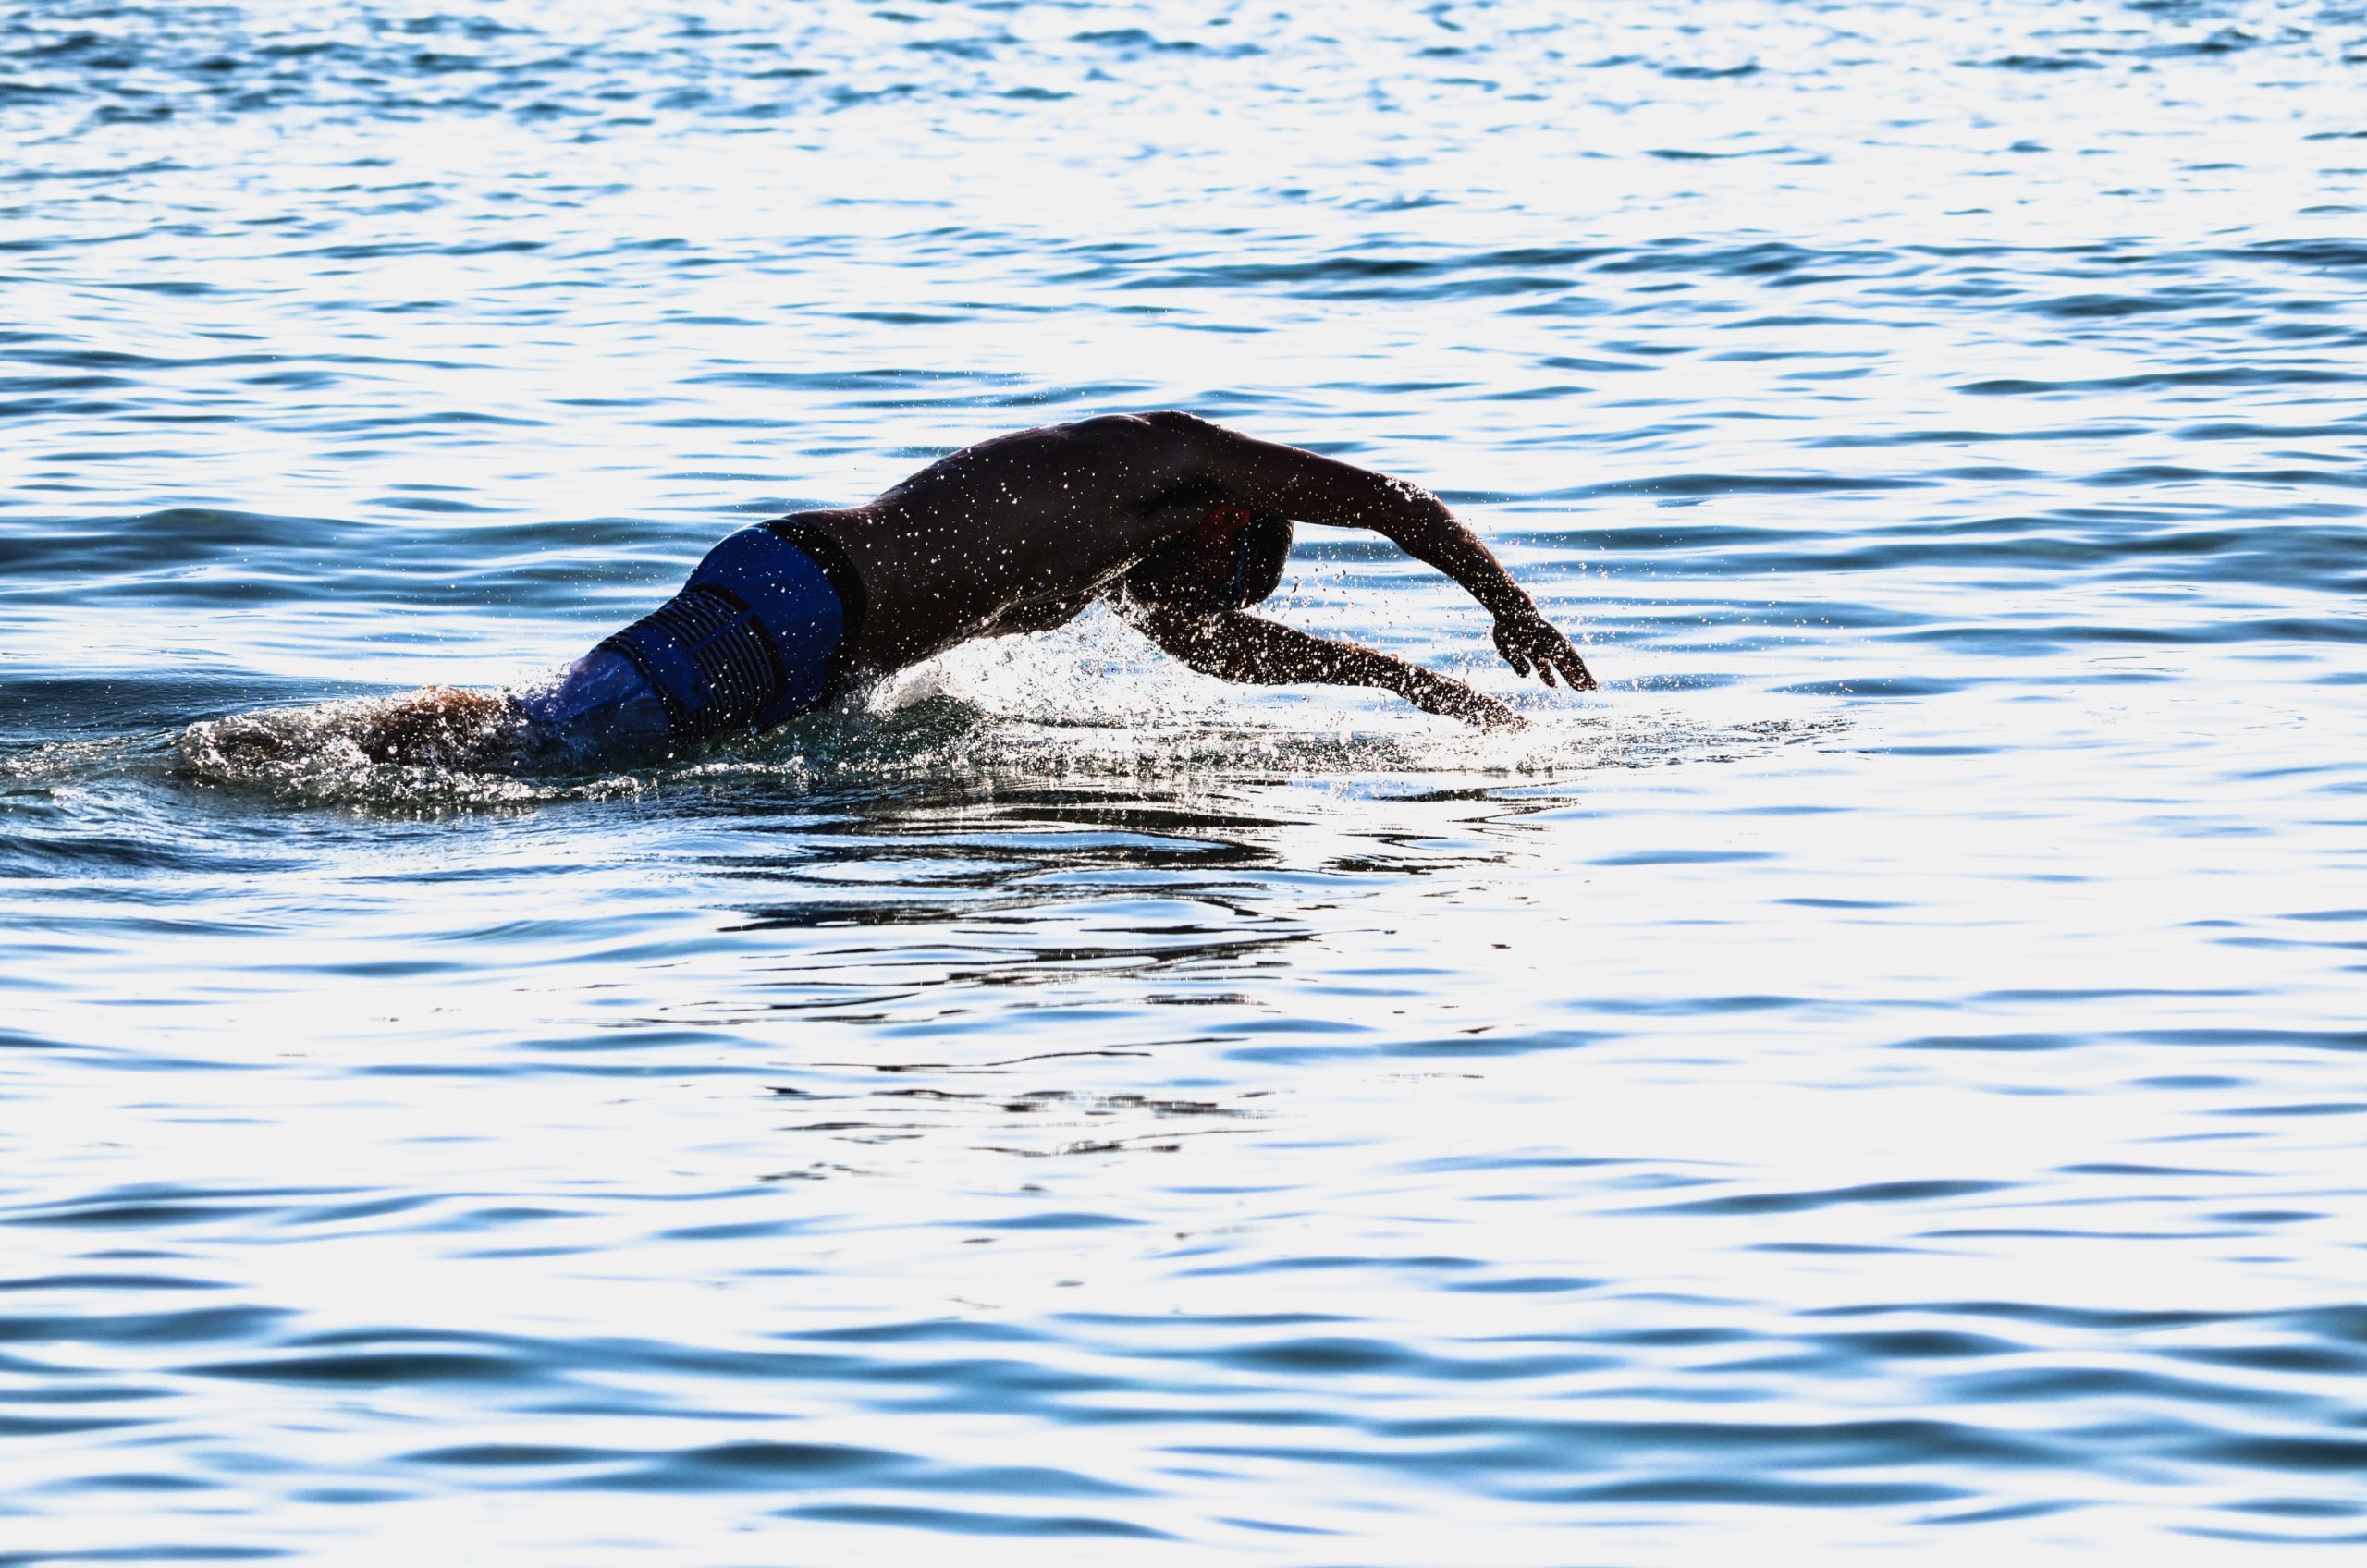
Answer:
[{"left": 5, "top": 1, "right": 2366, "bottom": 1560}]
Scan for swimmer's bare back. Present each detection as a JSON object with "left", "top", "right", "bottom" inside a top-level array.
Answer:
[
  {"left": 801, "top": 410, "right": 1590, "bottom": 696},
  {"left": 359, "top": 410, "right": 1594, "bottom": 765}
]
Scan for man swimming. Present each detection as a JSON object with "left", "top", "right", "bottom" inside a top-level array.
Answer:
[{"left": 365, "top": 411, "right": 1594, "bottom": 766}]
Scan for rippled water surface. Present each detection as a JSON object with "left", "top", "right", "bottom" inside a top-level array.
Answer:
[{"left": 5, "top": 1, "right": 2366, "bottom": 1561}]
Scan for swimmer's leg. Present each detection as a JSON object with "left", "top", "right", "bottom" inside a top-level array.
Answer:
[
  {"left": 512, "top": 521, "right": 855, "bottom": 767},
  {"left": 352, "top": 653, "right": 671, "bottom": 772},
  {"left": 511, "top": 648, "right": 675, "bottom": 764},
  {"left": 355, "top": 686, "right": 524, "bottom": 766}
]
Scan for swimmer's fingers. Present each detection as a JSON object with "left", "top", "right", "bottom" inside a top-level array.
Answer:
[
  {"left": 1408, "top": 670, "right": 1527, "bottom": 730},
  {"left": 1534, "top": 629, "right": 1593, "bottom": 691},
  {"left": 1491, "top": 617, "right": 1533, "bottom": 679},
  {"left": 1468, "top": 692, "right": 1529, "bottom": 731},
  {"left": 1444, "top": 682, "right": 1526, "bottom": 730},
  {"left": 1492, "top": 611, "right": 1594, "bottom": 692},
  {"left": 1553, "top": 644, "right": 1598, "bottom": 692}
]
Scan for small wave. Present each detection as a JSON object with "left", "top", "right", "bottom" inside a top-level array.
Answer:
[
  {"left": 171, "top": 689, "right": 573, "bottom": 807},
  {"left": 1981, "top": 55, "right": 2102, "bottom": 71}
]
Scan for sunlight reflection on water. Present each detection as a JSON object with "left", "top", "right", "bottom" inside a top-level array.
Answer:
[{"left": 3, "top": 0, "right": 2365, "bottom": 1561}]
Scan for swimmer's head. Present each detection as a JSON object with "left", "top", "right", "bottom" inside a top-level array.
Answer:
[{"left": 1123, "top": 506, "right": 1294, "bottom": 614}]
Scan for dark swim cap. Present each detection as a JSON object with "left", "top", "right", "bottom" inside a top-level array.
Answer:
[
  {"left": 1131, "top": 504, "right": 1294, "bottom": 613},
  {"left": 1232, "top": 509, "right": 1293, "bottom": 608}
]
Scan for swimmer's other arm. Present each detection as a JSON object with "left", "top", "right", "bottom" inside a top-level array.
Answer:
[
  {"left": 1122, "top": 603, "right": 1525, "bottom": 730},
  {"left": 1143, "top": 410, "right": 1596, "bottom": 692}
]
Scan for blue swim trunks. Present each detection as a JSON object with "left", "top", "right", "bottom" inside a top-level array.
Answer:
[{"left": 518, "top": 520, "right": 865, "bottom": 760}]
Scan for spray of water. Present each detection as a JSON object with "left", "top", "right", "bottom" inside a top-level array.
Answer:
[{"left": 135, "top": 610, "right": 1837, "bottom": 810}]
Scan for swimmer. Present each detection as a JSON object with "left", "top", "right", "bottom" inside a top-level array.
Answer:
[{"left": 362, "top": 411, "right": 1594, "bottom": 766}]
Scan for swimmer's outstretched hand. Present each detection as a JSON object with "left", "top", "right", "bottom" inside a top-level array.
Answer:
[
  {"left": 1492, "top": 606, "right": 1596, "bottom": 692},
  {"left": 1404, "top": 671, "right": 1527, "bottom": 732}
]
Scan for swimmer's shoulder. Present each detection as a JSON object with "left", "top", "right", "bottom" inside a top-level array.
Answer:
[{"left": 1070, "top": 409, "right": 1224, "bottom": 443}]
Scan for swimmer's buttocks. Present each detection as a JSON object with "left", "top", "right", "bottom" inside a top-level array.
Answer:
[{"left": 595, "top": 521, "right": 865, "bottom": 741}]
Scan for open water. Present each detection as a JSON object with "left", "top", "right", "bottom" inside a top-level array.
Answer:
[{"left": 4, "top": 1, "right": 2365, "bottom": 1562}]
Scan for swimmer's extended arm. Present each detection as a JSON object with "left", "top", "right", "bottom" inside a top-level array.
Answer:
[
  {"left": 1143, "top": 411, "right": 1596, "bottom": 691},
  {"left": 1122, "top": 602, "right": 1524, "bottom": 730}
]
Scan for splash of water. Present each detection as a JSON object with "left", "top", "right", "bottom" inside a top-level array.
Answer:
[{"left": 147, "top": 613, "right": 1840, "bottom": 810}]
